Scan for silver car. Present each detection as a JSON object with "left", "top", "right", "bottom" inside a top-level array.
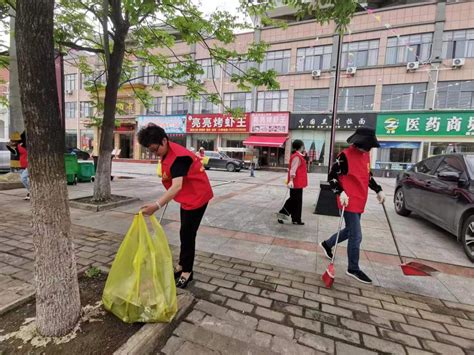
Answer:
[{"left": 0, "top": 142, "right": 10, "bottom": 172}]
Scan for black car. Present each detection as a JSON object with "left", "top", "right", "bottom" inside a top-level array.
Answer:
[
  {"left": 204, "top": 151, "right": 244, "bottom": 172},
  {"left": 394, "top": 153, "right": 474, "bottom": 261}
]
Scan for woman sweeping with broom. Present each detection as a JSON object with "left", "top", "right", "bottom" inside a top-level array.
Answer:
[{"left": 320, "top": 128, "right": 385, "bottom": 284}]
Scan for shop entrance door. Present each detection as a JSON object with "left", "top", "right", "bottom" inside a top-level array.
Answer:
[
  {"left": 197, "top": 139, "right": 214, "bottom": 151},
  {"left": 259, "top": 147, "right": 284, "bottom": 167},
  {"left": 119, "top": 133, "right": 134, "bottom": 158}
]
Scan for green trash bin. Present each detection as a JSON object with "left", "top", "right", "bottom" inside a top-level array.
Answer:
[
  {"left": 77, "top": 161, "right": 95, "bottom": 182},
  {"left": 64, "top": 153, "right": 79, "bottom": 185}
]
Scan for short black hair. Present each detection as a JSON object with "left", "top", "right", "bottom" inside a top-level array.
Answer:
[
  {"left": 137, "top": 124, "right": 168, "bottom": 148},
  {"left": 292, "top": 139, "right": 304, "bottom": 151}
]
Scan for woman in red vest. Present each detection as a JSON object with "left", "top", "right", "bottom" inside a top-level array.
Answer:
[
  {"left": 138, "top": 124, "right": 214, "bottom": 289},
  {"left": 319, "top": 128, "right": 385, "bottom": 284},
  {"left": 18, "top": 132, "right": 29, "bottom": 200},
  {"left": 278, "top": 139, "right": 308, "bottom": 225}
]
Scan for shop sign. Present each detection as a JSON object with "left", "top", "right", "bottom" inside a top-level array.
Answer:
[
  {"left": 376, "top": 111, "right": 474, "bottom": 137},
  {"left": 186, "top": 113, "right": 250, "bottom": 133},
  {"left": 250, "top": 112, "right": 289, "bottom": 134},
  {"left": 136, "top": 115, "right": 186, "bottom": 134},
  {"left": 290, "top": 113, "right": 376, "bottom": 130},
  {"left": 115, "top": 125, "right": 135, "bottom": 132},
  {"left": 378, "top": 141, "right": 421, "bottom": 149}
]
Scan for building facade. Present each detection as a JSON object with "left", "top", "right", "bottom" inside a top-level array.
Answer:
[
  {"left": 0, "top": 68, "right": 8, "bottom": 141},
  {"left": 63, "top": 0, "right": 474, "bottom": 170}
]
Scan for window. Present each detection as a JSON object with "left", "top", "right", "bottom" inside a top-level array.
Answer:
[
  {"left": 430, "top": 142, "right": 474, "bottom": 155},
  {"left": 65, "top": 130, "right": 77, "bottom": 149},
  {"left": 435, "top": 81, "right": 474, "bottom": 109},
  {"left": 80, "top": 73, "right": 91, "bottom": 89},
  {"left": 293, "top": 89, "right": 329, "bottom": 112},
  {"left": 198, "top": 139, "right": 214, "bottom": 151},
  {"left": 223, "top": 92, "right": 252, "bottom": 112},
  {"left": 442, "top": 29, "right": 474, "bottom": 59},
  {"left": 341, "top": 40, "right": 379, "bottom": 68},
  {"left": 193, "top": 95, "right": 219, "bottom": 114},
  {"left": 296, "top": 46, "right": 332, "bottom": 72},
  {"left": 435, "top": 156, "right": 466, "bottom": 177},
  {"left": 64, "top": 74, "right": 76, "bottom": 92},
  {"left": 197, "top": 59, "right": 221, "bottom": 80},
  {"left": 65, "top": 102, "right": 77, "bottom": 119},
  {"left": 466, "top": 156, "right": 474, "bottom": 176},
  {"left": 415, "top": 157, "right": 441, "bottom": 174},
  {"left": 225, "top": 60, "right": 255, "bottom": 77},
  {"left": 126, "top": 66, "right": 143, "bottom": 84},
  {"left": 167, "top": 96, "right": 188, "bottom": 114},
  {"left": 389, "top": 149, "right": 415, "bottom": 163},
  {"left": 144, "top": 65, "right": 161, "bottom": 85},
  {"left": 381, "top": 83, "right": 427, "bottom": 111},
  {"left": 80, "top": 129, "right": 94, "bottom": 152},
  {"left": 146, "top": 97, "right": 161, "bottom": 115},
  {"left": 80, "top": 72, "right": 105, "bottom": 89},
  {"left": 261, "top": 50, "right": 291, "bottom": 74},
  {"left": 386, "top": 33, "right": 433, "bottom": 64},
  {"left": 338, "top": 86, "right": 375, "bottom": 111},
  {"left": 257, "top": 90, "right": 289, "bottom": 112},
  {"left": 79, "top": 101, "right": 93, "bottom": 118}
]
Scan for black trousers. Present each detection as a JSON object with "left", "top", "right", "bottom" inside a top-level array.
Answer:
[
  {"left": 179, "top": 203, "right": 208, "bottom": 272},
  {"left": 279, "top": 188, "right": 303, "bottom": 223}
]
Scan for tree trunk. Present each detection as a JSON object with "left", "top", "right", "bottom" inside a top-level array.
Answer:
[
  {"left": 15, "top": 0, "right": 81, "bottom": 337},
  {"left": 93, "top": 23, "right": 128, "bottom": 202}
]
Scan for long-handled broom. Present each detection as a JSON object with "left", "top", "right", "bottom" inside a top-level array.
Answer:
[
  {"left": 322, "top": 206, "right": 345, "bottom": 288},
  {"left": 382, "top": 203, "right": 438, "bottom": 276},
  {"left": 275, "top": 188, "right": 291, "bottom": 221}
]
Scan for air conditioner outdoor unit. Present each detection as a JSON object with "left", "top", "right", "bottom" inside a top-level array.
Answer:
[
  {"left": 167, "top": 81, "right": 174, "bottom": 88},
  {"left": 197, "top": 78, "right": 204, "bottom": 84},
  {"left": 407, "top": 62, "right": 419, "bottom": 71},
  {"left": 65, "top": 90, "right": 73, "bottom": 95},
  {"left": 346, "top": 67, "right": 357, "bottom": 76},
  {"left": 452, "top": 58, "right": 465, "bottom": 68},
  {"left": 311, "top": 70, "right": 321, "bottom": 78}
]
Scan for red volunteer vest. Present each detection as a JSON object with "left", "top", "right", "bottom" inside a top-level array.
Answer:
[
  {"left": 337, "top": 145, "right": 370, "bottom": 214},
  {"left": 18, "top": 144, "right": 28, "bottom": 169},
  {"left": 161, "top": 142, "right": 213, "bottom": 210},
  {"left": 288, "top": 152, "right": 308, "bottom": 189}
]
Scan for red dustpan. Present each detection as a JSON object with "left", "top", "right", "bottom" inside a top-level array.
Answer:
[
  {"left": 322, "top": 207, "right": 346, "bottom": 288},
  {"left": 382, "top": 203, "right": 438, "bottom": 276}
]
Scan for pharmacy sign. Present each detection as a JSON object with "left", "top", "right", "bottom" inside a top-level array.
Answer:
[{"left": 376, "top": 111, "right": 474, "bottom": 137}]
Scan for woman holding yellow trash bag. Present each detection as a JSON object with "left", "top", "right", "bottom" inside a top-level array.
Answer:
[{"left": 138, "top": 124, "right": 214, "bottom": 289}]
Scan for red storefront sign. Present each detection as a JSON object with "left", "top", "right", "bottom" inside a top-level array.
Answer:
[
  {"left": 186, "top": 113, "right": 250, "bottom": 133},
  {"left": 250, "top": 112, "right": 289, "bottom": 134}
]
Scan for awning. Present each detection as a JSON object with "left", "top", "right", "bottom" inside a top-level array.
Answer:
[{"left": 243, "top": 135, "right": 288, "bottom": 148}]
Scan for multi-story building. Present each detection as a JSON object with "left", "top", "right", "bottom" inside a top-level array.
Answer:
[
  {"left": 0, "top": 68, "right": 8, "bottom": 140},
  {"left": 63, "top": 0, "right": 474, "bottom": 173}
]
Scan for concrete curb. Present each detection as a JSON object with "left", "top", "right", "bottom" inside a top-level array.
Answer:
[
  {"left": 114, "top": 290, "right": 195, "bottom": 355},
  {"left": 0, "top": 292, "right": 35, "bottom": 317},
  {"left": 0, "top": 266, "right": 90, "bottom": 316},
  {"left": 0, "top": 182, "right": 24, "bottom": 190},
  {"left": 69, "top": 196, "right": 140, "bottom": 212}
]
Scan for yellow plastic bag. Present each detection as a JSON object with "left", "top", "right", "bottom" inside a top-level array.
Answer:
[
  {"left": 201, "top": 156, "right": 209, "bottom": 166},
  {"left": 157, "top": 161, "right": 162, "bottom": 177},
  {"left": 102, "top": 212, "right": 177, "bottom": 323}
]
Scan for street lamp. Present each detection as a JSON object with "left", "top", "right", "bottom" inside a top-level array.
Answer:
[{"left": 314, "top": 29, "right": 344, "bottom": 217}]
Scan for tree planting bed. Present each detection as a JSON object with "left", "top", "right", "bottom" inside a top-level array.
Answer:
[
  {"left": 0, "top": 274, "right": 142, "bottom": 354},
  {"left": 69, "top": 195, "right": 139, "bottom": 212}
]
